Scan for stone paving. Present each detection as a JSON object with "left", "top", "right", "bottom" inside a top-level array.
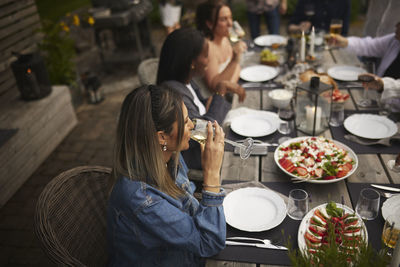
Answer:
[{"left": 0, "top": 17, "right": 365, "bottom": 266}]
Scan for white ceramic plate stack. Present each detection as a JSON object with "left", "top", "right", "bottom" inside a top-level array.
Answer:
[
  {"left": 344, "top": 114, "right": 398, "bottom": 139},
  {"left": 254, "top": 35, "right": 287, "bottom": 47},
  {"left": 240, "top": 65, "right": 279, "bottom": 82},
  {"left": 223, "top": 187, "right": 287, "bottom": 232},
  {"left": 327, "top": 65, "right": 366, "bottom": 81},
  {"left": 274, "top": 136, "right": 358, "bottom": 184},
  {"left": 298, "top": 203, "right": 368, "bottom": 253},
  {"left": 382, "top": 195, "right": 400, "bottom": 220},
  {"left": 230, "top": 112, "right": 279, "bottom": 137}
]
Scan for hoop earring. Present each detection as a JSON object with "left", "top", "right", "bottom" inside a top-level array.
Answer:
[{"left": 162, "top": 142, "right": 167, "bottom": 151}]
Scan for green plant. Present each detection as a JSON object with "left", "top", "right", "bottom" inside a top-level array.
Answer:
[{"left": 38, "top": 20, "right": 77, "bottom": 86}]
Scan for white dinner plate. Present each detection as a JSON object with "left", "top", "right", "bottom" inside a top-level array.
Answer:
[
  {"left": 254, "top": 34, "right": 287, "bottom": 47},
  {"left": 230, "top": 112, "right": 279, "bottom": 137},
  {"left": 382, "top": 195, "right": 400, "bottom": 220},
  {"left": 223, "top": 187, "right": 286, "bottom": 232},
  {"left": 274, "top": 136, "right": 358, "bottom": 184},
  {"left": 327, "top": 65, "right": 366, "bottom": 81},
  {"left": 344, "top": 114, "right": 398, "bottom": 139},
  {"left": 240, "top": 65, "right": 279, "bottom": 82},
  {"left": 298, "top": 203, "right": 368, "bottom": 254}
]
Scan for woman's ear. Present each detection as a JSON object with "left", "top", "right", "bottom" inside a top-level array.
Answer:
[
  {"left": 157, "top": 131, "right": 166, "bottom": 146},
  {"left": 206, "top": 20, "right": 213, "bottom": 30}
]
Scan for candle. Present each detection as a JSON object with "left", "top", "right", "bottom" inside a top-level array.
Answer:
[
  {"left": 300, "top": 31, "right": 306, "bottom": 62},
  {"left": 306, "top": 105, "right": 321, "bottom": 133},
  {"left": 309, "top": 27, "right": 315, "bottom": 58}
]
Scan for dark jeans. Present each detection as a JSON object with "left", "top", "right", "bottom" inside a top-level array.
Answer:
[{"left": 247, "top": 6, "right": 280, "bottom": 39}]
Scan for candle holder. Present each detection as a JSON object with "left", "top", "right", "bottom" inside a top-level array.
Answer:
[{"left": 295, "top": 77, "right": 332, "bottom": 136}]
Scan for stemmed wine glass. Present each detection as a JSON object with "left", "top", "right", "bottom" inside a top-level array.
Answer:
[
  {"left": 277, "top": 99, "right": 295, "bottom": 144},
  {"left": 191, "top": 118, "right": 254, "bottom": 159}
]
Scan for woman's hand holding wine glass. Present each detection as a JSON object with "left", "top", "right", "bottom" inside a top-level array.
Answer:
[{"left": 200, "top": 121, "right": 225, "bottom": 192}]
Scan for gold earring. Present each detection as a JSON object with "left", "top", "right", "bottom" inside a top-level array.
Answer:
[
  {"left": 162, "top": 142, "right": 167, "bottom": 151},
  {"left": 191, "top": 65, "right": 195, "bottom": 69}
]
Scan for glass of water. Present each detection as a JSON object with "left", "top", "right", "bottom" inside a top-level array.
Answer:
[{"left": 356, "top": 188, "right": 380, "bottom": 220}]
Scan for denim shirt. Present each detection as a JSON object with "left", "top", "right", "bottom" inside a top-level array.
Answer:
[{"left": 107, "top": 156, "right": 226, "bottom": 266}]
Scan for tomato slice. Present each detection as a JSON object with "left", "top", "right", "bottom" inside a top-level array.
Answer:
[
  {"left": 305, "top": 232, "right": 320, "bottom": 243},
  {"left": 296, "top": 167, "right": 308, "bottom": 176},
  {"left": 314, "top": 210, "right": 327, "bottom": 223},
  {"left": 279, "top": 158, "right": 296, "bottom": 173},
  {"left": 336, "top": 170, "right": 348, "bottom": 178},
  {"left": 342, "top": 163, "right": 353, "bottom": 172}
]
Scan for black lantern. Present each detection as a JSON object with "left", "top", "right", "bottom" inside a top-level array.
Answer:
[{"left": 295, "top": 77, "right": 333, "bottom": 136}]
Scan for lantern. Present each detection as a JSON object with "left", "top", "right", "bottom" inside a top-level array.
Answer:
[{"left": 295, "top": 77, "right": 332, "bottom": 136}]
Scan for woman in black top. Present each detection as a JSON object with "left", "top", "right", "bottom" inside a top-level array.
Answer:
[{"left": 157, "top": 28, "right": 241, "bottom": 169}]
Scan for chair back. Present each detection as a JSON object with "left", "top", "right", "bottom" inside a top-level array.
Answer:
[
  {"left": 137, "top": 57, "right": 159, "bottom": 85},
  {"left": 34, "top": 166, "right": 113, "bottom": 267}
]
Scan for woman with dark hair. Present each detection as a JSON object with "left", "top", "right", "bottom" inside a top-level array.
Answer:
[
  {"left": 107, "top": 85, "right": 226, "bottom": 266},
  {"left": 157, "top": 27, "right": 241, "bottom": 169},
  {"left": 195, "top": 0, "right": 247, "bottom": 96}
]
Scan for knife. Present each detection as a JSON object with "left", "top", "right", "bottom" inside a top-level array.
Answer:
[
  {"left": 225, "top": 240, "right": 288, "bottom": 250},
  {"left": 371, "top": 184, "right": 400, "bottom": 192}
]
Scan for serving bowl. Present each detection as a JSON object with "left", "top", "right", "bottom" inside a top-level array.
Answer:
[{"left": 268, "top": 89, "right": 293, "bottom": 109}]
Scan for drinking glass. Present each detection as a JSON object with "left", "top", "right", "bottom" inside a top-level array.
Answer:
[
  {"left": 330, "top": 19, "right": 343, "bottom": 35},
  {"left": 190, "top": 118, "right": 254, "bottom": 159},
  {"left": 329, "top": 101, "right": 345, "bottom": 127},
  {"left": 278, "top": 99, "right": 295, "bottom": 144},
  {"left": 355, "top": 188, "right": 380, "bottom": 220},
  {"left": 287, "top": 189, "right": 309, "bottom": 220},
  {"left": 382, "top": 215, "right": 400, "bottom": 249},
  {"left": 229, "top": 21, "right": 245, "bottom": 43}
]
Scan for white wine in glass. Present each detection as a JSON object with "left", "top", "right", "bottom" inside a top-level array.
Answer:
[{"left": 190, "top": 118, "right": 254, "bottom": 159}]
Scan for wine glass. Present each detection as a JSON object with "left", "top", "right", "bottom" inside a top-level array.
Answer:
[
  {"left": 277, "top": 99, "right": 295, "bottom": 144},
  {"left": 329, "top": 19, "right": 343, "bottom": 35},
  {"left": 191, "top": 118, "right": 254, "bottom": 159}
]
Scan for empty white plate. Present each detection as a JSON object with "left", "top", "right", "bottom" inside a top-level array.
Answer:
[
  {"left": 344, "top": 114, "right": 398, "bottom": 139},
  {"left": 382, "top": 195, "right": 400, "bottom": 220},
  {"left": 327, "top": 65, "right": 366, "bottom": 81},
  {"left": 240, "top": 65, "right": 279, "bottom": 82},
  {"left": 254, "top": 35, "right": 287, "bottom": 47},
  {"left": 230, "top": 112, "right": 279, "bottom": 137},
  {"left": 223, "top": 187, "right": 286, "bottom": 232}
]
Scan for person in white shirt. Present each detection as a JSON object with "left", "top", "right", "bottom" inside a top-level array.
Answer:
[{"left": 329, "top": 22, "right": 400, "bottom": 89}]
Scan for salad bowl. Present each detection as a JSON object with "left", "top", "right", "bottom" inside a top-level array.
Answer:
[{"left": 274, "top": 136, "right": 358, "bottom": 184}]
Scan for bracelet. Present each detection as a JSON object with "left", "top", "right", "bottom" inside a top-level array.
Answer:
[{"left": 202, "top": 183, "right": 221, "bottom": 188}]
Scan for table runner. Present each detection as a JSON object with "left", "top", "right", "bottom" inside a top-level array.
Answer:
[
  {"left": 212, "top": 181, "right": 305, "bottom": 265},
  {"left": 345, "top": 182, "right": 400, "bottom": 251},
  {"left": 330, "top": 110, "right": 400, "bottom": 154}
]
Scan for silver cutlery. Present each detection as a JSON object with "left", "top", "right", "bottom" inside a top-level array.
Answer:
[
  {"left": 344, "top": 134, "right": 400, "bottom": 147},
  {"left": 371, "top": 184, "right": 400, "bottom": 192},
  {"left": 376, "top": 190, "right": 400, "bottom": 198},
  {"left": 226, "top": 237, "right": 287, "bottom": 250}
]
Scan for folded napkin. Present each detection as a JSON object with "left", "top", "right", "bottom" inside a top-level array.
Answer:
[
  {"left": 222, "top": 107, "right": 278, "bottom": 129},
  {"left": 223, "top": 181, "right": 288, "bottom": 204}
]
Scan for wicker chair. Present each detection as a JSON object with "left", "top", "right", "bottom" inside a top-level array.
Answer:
[
  {"left": 34, "top": 166, "right": 113, "bottom": 267},
  {"left": 137, "top": 57, "right": 159, "bottom": 85}
]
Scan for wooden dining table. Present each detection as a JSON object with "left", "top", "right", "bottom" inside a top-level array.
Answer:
[{"left": 205, "top": 46, "right": 400, "bottom": 267}]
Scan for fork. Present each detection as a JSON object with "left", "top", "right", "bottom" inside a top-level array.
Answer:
[{"left": 226, "top": 236, "right": 285, "bottom": 249}]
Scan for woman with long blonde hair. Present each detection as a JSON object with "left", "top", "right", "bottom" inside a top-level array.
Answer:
[{"left": 107, "top": 85, "right": 226, "bottom": 266}]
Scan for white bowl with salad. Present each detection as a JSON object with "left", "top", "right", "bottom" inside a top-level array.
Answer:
[{"left": 274, "top": 136, "right": 358, "bottom": 183}]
